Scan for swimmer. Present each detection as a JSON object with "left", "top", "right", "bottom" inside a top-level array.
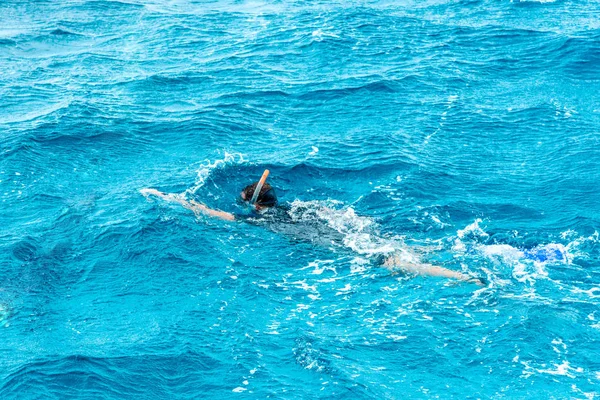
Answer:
[
  {"left": 141, "top": 170, "right": 486, "bottom": 286},
  {"left": 140, "top": 170, "right": 276, "bottom": 222}
]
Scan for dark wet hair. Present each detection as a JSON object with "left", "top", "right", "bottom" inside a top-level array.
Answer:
[{"left": 241, "top": 182, "right": 278, "bottom": 207}]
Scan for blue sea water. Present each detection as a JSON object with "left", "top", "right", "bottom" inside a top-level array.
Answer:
[{"left": 1, "top": 0, "right": 600, "bottom": 398}]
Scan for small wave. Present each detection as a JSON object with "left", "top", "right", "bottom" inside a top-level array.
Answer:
[
  {"left": 0, "top": 38, "right": 16, "bottom": 46},
  {"left": 297, "top": 30, "right": 350, "bottom": 49},
  {"left": 49, "top": 28, "right": 82, "bottom": 37},
  {"left": 216, "top": 89, "right": 290, "bottom": 101},
  {"left": 75, "top": 0, "right": 145, "bottom": 11},
  {"left": 297, "top": 81, "right": 398, "bottom": 101},
  {"left": 557, "top": 36, "right": 600, "bottom": 80},
  {"left": 0, "top": 352, "right": 222, "bottom": 397},
  {"left": 453, "top": 218, "right": 489, "bottom": 252},
  {"left": 10, "top": 236, "right": 42, "bottom": 262},
  {"left": 563, "top": 230, "right": 599, "bottom": 260},
  {"left": 285, "top": 160, "right": 413, "bottom": 177},
  {"left": 185, "top": 153, "right": 246, "bottom": 196},
  {"left": 1, "top": 100, "right": 72, "bottom": 126},
  {"left": 516, "top": 0, "right": 558, "bottom": 3},
  {"left": 293, "top": 336, "right": 332, "bottom": 373}
]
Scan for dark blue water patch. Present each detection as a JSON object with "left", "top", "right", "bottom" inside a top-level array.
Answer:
[
  {"left": 0, "top": 38, "right": 17, "bottom": 46},
  {"left": 68, "top": 0, "right": 146, "bottom": 13},
  {"left": 49, "top": 28, "right": 82, "bottom": 37},
  {"left": 558, "top": 34, "right": 600, "bottom": 80},
  {"left": 10, "top": 236, "right": 42, "bottom": 263},
  {"left": 217, "top": 89, "right": 291, "bottom": 101},
  {"left": 450, "top": 25, "right": 553, "bottom": 47},
  {"left": 136, "top": 73, "right": 216, "bottom": 88},
  {"left": 296, "top": 80, "right": 399, "bottom": 101},
  {"left": 511, "top": 0, "right": 565, "bottom": 8},
  {"left": 0, "top": 352, "right": 229, "bottom": 398}
]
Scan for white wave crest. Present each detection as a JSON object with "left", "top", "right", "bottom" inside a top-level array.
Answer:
[
  {"left": 457, "top": 218, "right": 489, "bottom": 239},
  {"left": 563, "top": 230, "right": 599, "bottom": 259},
  {"left": 185, "top": 152, "right": 245, "bottom": 195},
  {"left": 453, "top": 218, "right": 489, "bottom": 252}
]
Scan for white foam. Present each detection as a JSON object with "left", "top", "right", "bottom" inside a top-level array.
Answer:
[
  {"left": 474, "top": 240, "right": 576, "bottom": 285},
  {"left": 300, "top": 259, "right": 336, "bottom": 275},
  {"left": 480, "top": 244, "right": 524, "bottom": 261},
  {"left": 185, "top": 152, "right": 245, "bottom": 195},
  {"left": 290, "top": 280, "right": 318, "bottom": 293},
  {"left": 518, "top": 0, "right": 557, "bottom": 4},
  {"left": 570, "top": 287, "right": 600, "bottom": 299},
  {"left": 453, "top": 219, "right": 490, "bottom": 253},
  {"left": 564, "top": 230, "right": 599, "bottom": 260},
  {"left": 265, "top": 321, "right": 280, "bottom": 335},
  {"left": 430, "top": 214, "right": 450, "bottom": 228},
  {"left": 311, "top": 29, "right": 340, "bottom": 40},
  {"left": 336, "top": 284, "right": 352, "bottom": 293},
  {"left": 457, "top": 219, "right": 489, "bottom": 239},
  {"left": 537, "top": 361, "right": 583, "bottom": 378},
  {"left": 288, "top": 199, "right": 401, "bottom": 256}
]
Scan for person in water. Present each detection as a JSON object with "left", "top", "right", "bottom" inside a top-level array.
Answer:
[
  {"left": 140, "top": 179, "right": 276, "bottom": 221},
  {"left": 141, "top": 170, "right": 485, "bottom": 285}
]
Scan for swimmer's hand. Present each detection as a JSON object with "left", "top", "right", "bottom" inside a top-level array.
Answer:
[{"left": 140, "top": 188, "right": 178, "bottom": 201}]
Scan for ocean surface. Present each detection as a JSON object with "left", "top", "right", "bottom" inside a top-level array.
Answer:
[{"left": 1, "top": 0, "right": 600, "bottom": 398}]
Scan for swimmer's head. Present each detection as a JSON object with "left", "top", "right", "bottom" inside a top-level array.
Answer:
[{"left": 241, "top": 182, "right": 278, "bottom": 209}]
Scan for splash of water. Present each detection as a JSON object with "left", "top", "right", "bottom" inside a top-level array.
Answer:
[
  {"left": 184, "top": 152, "right": 245, "bottom": 196},
  {"left": 452, "top": 219, "right": 588, "bottom": 285},
  {"left": 287, "top": 199, "right": 400, "bottom": 256}
]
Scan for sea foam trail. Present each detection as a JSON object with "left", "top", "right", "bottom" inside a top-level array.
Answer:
[{"left": 287, "top": 199, "right": 417, "bottom": 264}]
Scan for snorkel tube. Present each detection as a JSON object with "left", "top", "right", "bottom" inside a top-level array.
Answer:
[{"left": 250, "top": 169, "right": 270, "bottom": 205}]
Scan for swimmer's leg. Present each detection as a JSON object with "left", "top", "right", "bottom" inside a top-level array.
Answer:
[{"left": 382, "top": 254, "right": 485, "bottom": 286}]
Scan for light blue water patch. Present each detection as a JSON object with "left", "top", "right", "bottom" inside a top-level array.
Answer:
[{"left": 1, "top": 0, "right": 600, "bottom": 398}]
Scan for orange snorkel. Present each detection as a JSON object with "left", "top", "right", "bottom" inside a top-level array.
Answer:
[{"left": 250, "top": 169, "right": 270, "bottom": 205}]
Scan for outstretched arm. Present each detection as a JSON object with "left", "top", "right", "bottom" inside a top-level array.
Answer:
[{"left": 140, "top": 188, "right": 235, "bottom": 221}]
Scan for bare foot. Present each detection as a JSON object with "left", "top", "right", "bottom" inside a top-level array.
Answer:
[{"left": 464, "top": 276, "right": 488, "bottom": 287}]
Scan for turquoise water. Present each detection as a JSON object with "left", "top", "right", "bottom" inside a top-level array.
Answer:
[{"left": 2, "top": 0, "right": 600, "bottom": 398}]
